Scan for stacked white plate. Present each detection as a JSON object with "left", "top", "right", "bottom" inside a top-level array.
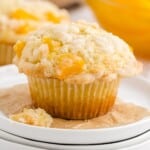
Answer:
[{"left": 0, "top": 65, "right": 150, "bottom": 150}]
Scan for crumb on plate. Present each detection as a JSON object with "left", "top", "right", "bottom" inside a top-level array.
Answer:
[{"left": 9, "top": 108, "right": 53, "bottom": 127}]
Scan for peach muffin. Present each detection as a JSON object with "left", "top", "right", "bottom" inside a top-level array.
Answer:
[
  {"left": 0, "top": 0, "right": 69, "bottom": 65},
  {"left": 14, "top": 21, "right": 142, "bottom": 120}
]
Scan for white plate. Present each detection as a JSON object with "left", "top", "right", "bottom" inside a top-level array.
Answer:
[
  {"left": 0, "top": 138, "right": 43, "bottom": 150},
  {"left": 0, "top": 66, "right": 150, "bottom": 145},
  {"left": 0, "top": 129, "right": 150, "bottom": 150}
]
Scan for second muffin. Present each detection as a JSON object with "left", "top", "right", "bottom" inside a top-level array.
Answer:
[
  {"left": 14, "top": 21, "right": 142, "bottom": 120},
  {"left": 0, "top": 0, "right": 69, "bottom": 65}
]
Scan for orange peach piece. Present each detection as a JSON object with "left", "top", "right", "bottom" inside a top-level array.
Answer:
[
  {"left": 45, "top": 12, "right": 61, "bottom": 23},
  {"left": 14, "top": 41, "right": 25, "bottom": 58},
  {"left": 11, "top": 9, "right": 38, "bottom": 20},
  {"left": 57, "top": 53, "right": 85, "bottom": 79}
]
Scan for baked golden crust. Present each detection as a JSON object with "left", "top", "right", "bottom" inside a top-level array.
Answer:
[{"left": 14, "top": 21, "right": 142, "bottom": 83}]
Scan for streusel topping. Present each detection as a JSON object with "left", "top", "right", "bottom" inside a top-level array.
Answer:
[{"left": 14, "top": 21, "right": 142, "bottom": 83}]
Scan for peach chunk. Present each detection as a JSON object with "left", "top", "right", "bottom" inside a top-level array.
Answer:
[
  {"left": 45, "top": 12, "right": 61, "bottom": 23},
  {"left": 11, "top": 9, "right": 38, "bottom": 20},
  {"left": 14, "top": 41, "right": 25, "bottom": 58},
  {"left": 57, "top": 53, "right": 84, "bottom": 79},
  {"left": 15, "top": 23, "right": 34, "bottom": 34},
  {"left": 42, "top": 36, "right": 61, "bottom": 51}
]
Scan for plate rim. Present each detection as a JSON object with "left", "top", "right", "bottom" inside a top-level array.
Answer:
[{"left": 0, "top": 129, "right": 150, "bottom": 150}]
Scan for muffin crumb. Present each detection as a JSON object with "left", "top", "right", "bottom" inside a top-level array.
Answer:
[{"left": 10, "top": 108, "right": 53, "bottom": 127}]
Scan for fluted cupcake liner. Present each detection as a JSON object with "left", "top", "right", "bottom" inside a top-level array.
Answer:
[
  {"left": 28, "top": 76, "right": 120, "bottom": 120},
  {"left": 0, "top": 43, "right": 14, "bottom": 65}
]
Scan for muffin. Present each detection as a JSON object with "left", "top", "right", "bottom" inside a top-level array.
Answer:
[
  {"left": 0, "top": 0, "right": 69, "bottom": 65},
  {"left": 14, "top": 21, "right": 142, "bottom": 120}
]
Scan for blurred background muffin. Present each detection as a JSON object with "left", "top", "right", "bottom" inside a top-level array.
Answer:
[
  {"left": 14, "top": 21, "right": 141, "bottom": 120},
  {"left": 0, "top": 0, "right": 69, "bottom": 65}
]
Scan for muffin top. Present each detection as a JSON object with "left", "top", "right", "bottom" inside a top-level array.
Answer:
[
  {"left": 14, "top": 21, "right": 142, "bottom": 84},
  {"left": 0, "top": 0, "right": 69, "bottom": 43}
]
